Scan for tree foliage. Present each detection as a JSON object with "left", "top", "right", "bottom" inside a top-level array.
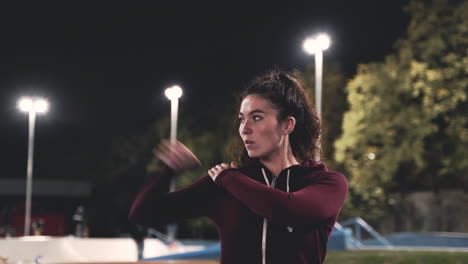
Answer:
[
  {"left": 295, "top": 62, "right": 348, "bottom": 171},
  {"left": 334, "top": 0, "right": 468, "bottom": 222},
  {"left": 88, "top": 98, "right": 236, "bottom": 238}
]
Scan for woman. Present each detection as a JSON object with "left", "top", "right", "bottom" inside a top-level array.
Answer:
[{"left": 129, "top": 70, "right": 348, "bottom": 264}]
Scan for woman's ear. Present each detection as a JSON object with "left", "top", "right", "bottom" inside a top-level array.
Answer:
[{"left": 283, "top": 116, "right": 296, "bottom": 134}]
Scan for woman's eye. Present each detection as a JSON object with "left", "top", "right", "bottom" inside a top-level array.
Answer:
[
  {"left": 253, "top": 116, "right": 262, "bottom": 121},
  {"left": 238, "top": 117, "right": 245, "bottom": 123}
]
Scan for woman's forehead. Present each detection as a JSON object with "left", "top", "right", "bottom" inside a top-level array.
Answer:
[{"left": 239, "top": 94, "right": 275, "bottom": 113}]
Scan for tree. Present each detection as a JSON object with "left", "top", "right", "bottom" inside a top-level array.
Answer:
[
  {"left": 334, "top": 0, "right": 468, "bottom": 224},
  {"left": 295, "top": 62, "right": 349, "bottom": 171},
  {"left": 143, "top": 101, "right": 236, "bottom": 239}
]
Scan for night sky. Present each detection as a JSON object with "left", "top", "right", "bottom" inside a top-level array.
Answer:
[{"left": 2, "top": 1, "right": 409, "bottom": 180}]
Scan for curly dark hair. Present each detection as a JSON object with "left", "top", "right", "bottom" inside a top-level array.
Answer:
[{"left": 229, "top": 70, "right": 322, "bottom": 163}]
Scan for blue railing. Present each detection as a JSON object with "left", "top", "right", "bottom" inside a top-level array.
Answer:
[{"left": 336, "top": 217, "right": 393, "bottom": 248}]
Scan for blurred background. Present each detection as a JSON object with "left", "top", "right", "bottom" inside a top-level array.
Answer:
[{"left": 0, "top": 0, "right": 466, "bottom": 243}]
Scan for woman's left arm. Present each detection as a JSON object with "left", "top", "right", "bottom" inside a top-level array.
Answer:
[{"left": 214, "top": 169, "right": 348, "bottom": 226}]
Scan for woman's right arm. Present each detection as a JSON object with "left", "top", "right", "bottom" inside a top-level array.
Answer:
[
  {"left": 128, "top": 166, "right": 219, "bottom": 228},
  {"left": 128, "top": 140, "right": 220, "bottom": 228}
]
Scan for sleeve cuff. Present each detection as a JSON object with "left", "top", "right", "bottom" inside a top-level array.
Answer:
[{"left": 214, "top": 168, "right": 239, "bottom": 186}]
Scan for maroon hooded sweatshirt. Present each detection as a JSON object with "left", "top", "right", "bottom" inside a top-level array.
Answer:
[{"left": 128, "top": 158, "right": 348, "bottom": 264}]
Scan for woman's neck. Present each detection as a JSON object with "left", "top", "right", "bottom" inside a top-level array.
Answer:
[{"left": 260, "top": 144, "right": 299, "bottom": 176}]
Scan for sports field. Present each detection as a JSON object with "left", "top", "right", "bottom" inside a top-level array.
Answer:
[{"left": 325, "top": 250, "right": 468, "bottom": 264}]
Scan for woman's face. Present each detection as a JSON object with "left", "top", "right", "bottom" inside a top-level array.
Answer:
[{"left": 238, "top": 94, "right": 288, "bottom": 159}]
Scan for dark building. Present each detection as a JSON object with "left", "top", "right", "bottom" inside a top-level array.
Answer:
[{"left": 0, "top": 179, "right": 91, "bottom": 236}]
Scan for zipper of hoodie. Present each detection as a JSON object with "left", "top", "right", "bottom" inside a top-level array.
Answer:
[
  {"left": 261, "top": 168, "right": 292, "bottom": 264},
  {"left": 261, "top": 168, "right": 278, "bottom": 264}
]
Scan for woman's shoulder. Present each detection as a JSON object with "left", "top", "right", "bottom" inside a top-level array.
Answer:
[
  {"left": 299, "top": 161, "right": 347, "bottom": 184},
  {"left": 313, "top": 170, "right": 347, "bottom": 183}
]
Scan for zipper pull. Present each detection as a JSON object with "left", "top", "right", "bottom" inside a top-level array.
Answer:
[{"left": 271, "top": 175, "right": 278, "bottom": 187}]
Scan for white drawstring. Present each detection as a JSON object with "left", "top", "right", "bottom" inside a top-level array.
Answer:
[
  {"left": 261, "top": 168, "right": 292, "bottom": 264},
  {"left": 261, "top": 168, "right": 269, "bottom": 264},
  {"left": 262, "top": 168, "right": 270, "bottom": 187},
  {"left": 286, "top": 169, "right": 293, "bottom": 233}
]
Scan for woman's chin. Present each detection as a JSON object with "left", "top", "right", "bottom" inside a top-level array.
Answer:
[
  {"left": 246, "top": 150, "right": 258, "bottom": 158},
  {"left": 247, "top": 150, "right": 263, "bottom": 159}
]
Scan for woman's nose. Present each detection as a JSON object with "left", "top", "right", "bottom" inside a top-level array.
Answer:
[{"left": 241, "top": 122, "right": 252, "bottom": 135}]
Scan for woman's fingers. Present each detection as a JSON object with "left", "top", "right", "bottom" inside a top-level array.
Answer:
[
  {"left": 208, "top": 161, "right": 240, "bottom": 181},
  {"left": 231, "top": 161, "right": 239, "bottom": 168},
  {"left": 155, "top": 148, "right": 176, "bottom": 168},
  {"left": 173, "top": 141, "right": 202, "bottom": 167},
  {"left": 211, "top": 162, "right": 238, "bottom": 173},
  {"left": 154, "top": 140, "right": 202, "bottom": 173}
]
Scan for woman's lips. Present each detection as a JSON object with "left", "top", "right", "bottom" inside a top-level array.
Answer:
[{"left": 245, "top": 140, "right": 255, "bottom": 148}]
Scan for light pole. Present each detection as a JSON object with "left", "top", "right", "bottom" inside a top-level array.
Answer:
[
  {"left": 303, "top": 33, "right": 330, "bottom": 119},
  {"left": 164, "top": 85, "right": 183, "bottom": 242},
  {"left": 303, "top": 33, "right": 330, "bottom": 160},
  {"left": 17, "top": 97, "right": 49, "bottom": 236},
  {"left": 165, "top": 86, "right": 183, "bottom": 144}
]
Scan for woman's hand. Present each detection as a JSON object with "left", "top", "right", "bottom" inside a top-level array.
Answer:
[
  {"left": 154, "top": 140, "right": 202, "bottom": 173},
  {"left": 208, "top": 161, "right": 239, "bottom": 181}
]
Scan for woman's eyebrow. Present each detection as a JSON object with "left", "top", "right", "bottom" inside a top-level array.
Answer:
[{"left": 239, "top": 109, "right": 265, "bottom": 116}]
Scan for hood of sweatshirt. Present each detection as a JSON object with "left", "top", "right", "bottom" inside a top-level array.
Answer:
[{"left": 239, "top": 156, "right": 328, "bottom": 180}]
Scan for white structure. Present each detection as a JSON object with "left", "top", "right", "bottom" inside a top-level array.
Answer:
[
  {"left": 0, "top": 237, "right": 204, "bottom": 263},
  {"left": 165, "top": 85, "right": 183, "bottom": 143},
  {"left": 303, "top": 33, "right": 330, "bottom": 118},
  {"left": 164, "top": 85, "right": 183, "bottom": 242},
  {"left": 17, "top": 97, "right": 49, "bottom": 236}
]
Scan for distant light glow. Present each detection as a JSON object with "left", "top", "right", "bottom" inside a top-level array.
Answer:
[
  {"left": 367, "top": 153, "right": 376, "bottom": 160},
  {"left": 165, "top": 85, "right": 183, "bottom": 100},
  {"left": 18, "top": 97, "right": 33, "bottom": 112},
  {"left": 17, "top": 97, "right": 49, "bottom": 113},
  {"left": 303, "top": 33, "right": 331, "bottom": 54},
  {"left": 316, "top": 34, "right": 330, "bottom": 50},
  {"left": 34, "top": 99, "right": 49, "bottom": 113}
]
